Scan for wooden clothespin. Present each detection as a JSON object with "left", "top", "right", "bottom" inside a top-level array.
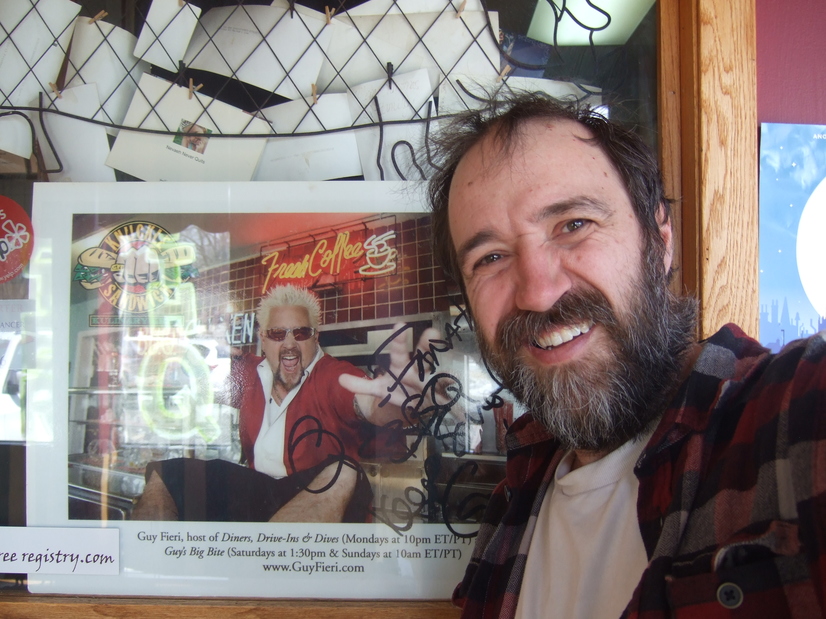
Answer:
[
  {"left": 324, "top": 6, "right": 336, "bottom": 25},
  {"left": 48, "top": 82, "right": 62, "bottom": 99},
  {"left": 188, "top": 78, "right": 203, "bottom": 99},
  {"left": 456, "top": 0, "right": 467, "bottom": 19},
  {"left": 497, "top": 64, "right": 512, "bottom": 82},
  {"left": 311, "top": 84, "right": 318, "bottom": 106},
  {"left": 88, "top": 10, "right": 108, "bottom": 24}
]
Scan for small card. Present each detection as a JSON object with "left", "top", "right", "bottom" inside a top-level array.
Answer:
[
  {"left": 105, "top": 73, "right": 271, "bottom": 182},
  {"left": 133, "top": 0, "right": 202, "bottom": 73}
]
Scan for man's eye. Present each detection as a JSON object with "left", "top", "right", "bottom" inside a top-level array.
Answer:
[
  {"left": 475, "top": 253, "right": 502, "bottom": 269},
  {"left": 563, "top": 219, "right": 587, "bottom": 233}
]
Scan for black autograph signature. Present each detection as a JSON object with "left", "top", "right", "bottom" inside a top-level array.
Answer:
[{"left": 285, "top": 300, "right": 509, "bottom": 537}]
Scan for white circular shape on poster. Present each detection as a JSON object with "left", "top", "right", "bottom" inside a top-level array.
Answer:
[{"left": 797, "top": 176, "right": 826, "bottom": 318}]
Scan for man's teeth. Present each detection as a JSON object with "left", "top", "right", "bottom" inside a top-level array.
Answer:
[{"left": 534, "top": 322, "right": 592, "bottom": 349}]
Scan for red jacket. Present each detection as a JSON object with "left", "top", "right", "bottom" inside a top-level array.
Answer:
[{"left": 232, "top": 354, "right": 391, "bottom": 475}]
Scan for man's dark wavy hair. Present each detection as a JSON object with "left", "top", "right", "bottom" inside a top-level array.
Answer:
[{"left": 426, "top": 91, "right": 671, "bottom": 296}]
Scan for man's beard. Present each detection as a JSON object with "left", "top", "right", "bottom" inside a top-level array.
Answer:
[
  {"left": 275, "top": 371, "right": 301, "bottom": 392},
  {"left": 274, "top": 347, "right": 305, "bottom": 392},
  {"left": 477, "top": 246, "right": 698, "bottom": 453}
]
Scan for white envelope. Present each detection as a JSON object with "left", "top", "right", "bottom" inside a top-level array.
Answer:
[
  {"left": 438, "top": 75, "right": 603, "bottom": 116},
  {"left": 254, "top": 93, "right": 362, "bottom": 181},
  {"left": 0, "top": 0, "right": 80, "bottom": 107},
  {"left": 349, "top": 68, "right": 434, "bottom": 181},
  {"left": 314, "top": 12, "right": 414, "bottom": 94},
  {"left": 64, "top": 17, "right": 149, "bottom": 133},
  {"left": 0, "top": 113, "right": 33, "bottom": 159},
  {"left": 133, "top": 0, "right": 202, "bottom": 73},
  {"left": 30, "top": 84, "right": 116, "bottom": 182},
  {"left": 105, "top": 73, "right": 271, "bottom": 182},
  {"left": 317, "top": 11, "right": 499, "bottom": 95},
  {"left": 183, "top": 5, "right": 333, "bottom": 100}
]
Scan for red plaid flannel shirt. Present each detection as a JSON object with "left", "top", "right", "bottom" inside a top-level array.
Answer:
[{"left": 454, "top": 325, "right": 826, "bottom": 618}]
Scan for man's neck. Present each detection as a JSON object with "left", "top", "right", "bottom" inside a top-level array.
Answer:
[
  {"left": 570, "top": 449, "right": 608, "bottom": 470},
  {"left": 271, "top": 381, "right": 292, "bottom": 406}
]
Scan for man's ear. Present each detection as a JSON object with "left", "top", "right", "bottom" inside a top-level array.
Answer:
[{"left": 656, "top": 204, "right": 674, "bottom": 274}]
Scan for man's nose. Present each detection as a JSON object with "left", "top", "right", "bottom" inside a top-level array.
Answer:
[{"left": 513, "top": 249, "right": 572, "bottom": 313}]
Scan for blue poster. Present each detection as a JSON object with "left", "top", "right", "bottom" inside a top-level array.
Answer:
[{"left": 759, "top": 123, "right": 826, "bottom": 352}]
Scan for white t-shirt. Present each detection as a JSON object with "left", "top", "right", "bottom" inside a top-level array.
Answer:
[
  {"left": 514, "top": 428, "right": 654, "bottom": 619},
  {"left": 253, "top": 348, "right": 323, "bottom": 479}
]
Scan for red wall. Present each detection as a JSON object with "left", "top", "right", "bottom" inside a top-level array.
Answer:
[{"left": 757, "top": 0, "right": 826, "bottom": 124}]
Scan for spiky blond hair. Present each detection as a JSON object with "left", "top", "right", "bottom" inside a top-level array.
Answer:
[{"left": 256, "top": 285, "right": 321, "bottom": 330}]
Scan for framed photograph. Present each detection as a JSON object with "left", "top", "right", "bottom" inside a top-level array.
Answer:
[{"left": 27, "top": 181, "right": 511, "bottom": 598}]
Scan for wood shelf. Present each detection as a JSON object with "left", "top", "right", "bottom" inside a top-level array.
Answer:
[{"left": 0, "top": 595, "right": 461, "bottom": 618}]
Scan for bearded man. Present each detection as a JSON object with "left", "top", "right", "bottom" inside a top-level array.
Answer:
[{"left": 427, "top": 92, "right": 826, "bottom": 618}]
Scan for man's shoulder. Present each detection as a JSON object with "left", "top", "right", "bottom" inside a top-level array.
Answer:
[
  {"left": 705, "top": 323, "right": 826, "bottom": 380},
  {"left": 230, "top": 353, "right": 265, "bottom": 382},
  {"left": 692, "top": 324, "right": 826, "bottom": 425},
  {"left": 650, "top": 325, "right": 824, "bottom": 448}
]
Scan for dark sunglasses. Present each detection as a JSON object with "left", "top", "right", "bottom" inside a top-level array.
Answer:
[{"left": 263, "top": 327, "right": 316, "bottom": 342}]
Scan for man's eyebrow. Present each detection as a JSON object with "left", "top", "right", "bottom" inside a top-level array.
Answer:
[
  {"left": 530, "top": 196, "right": 614, "bottom": 224},
  {"left": 456, "top": 229, "right": 499, "bottom": 272}
]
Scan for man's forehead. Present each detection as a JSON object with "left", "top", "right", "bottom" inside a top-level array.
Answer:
[
  {"left": 448, "top": 117, "right": 607, "bottom": 211},
  {"left": 267, "top": 305, "right": 310, "bottom": 324}
]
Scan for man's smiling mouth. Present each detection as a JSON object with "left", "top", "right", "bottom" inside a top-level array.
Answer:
[
  {"left": 280, "top": 352, "right": 300, "bottom": 371},
  {"left": 532, "top": 320, "right": 594, "bottom": 350}
]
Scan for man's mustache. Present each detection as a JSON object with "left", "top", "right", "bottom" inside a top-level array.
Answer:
[{"left": 496, "top": 288, "right": 619, "bottom": 348}]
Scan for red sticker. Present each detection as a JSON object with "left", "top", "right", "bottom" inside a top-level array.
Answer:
[{"left": 0, "top": 196, "right": 34, "bottom": 283}]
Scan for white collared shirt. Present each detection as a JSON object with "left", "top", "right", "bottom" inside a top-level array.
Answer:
[{"left": 253, "top": 348, "right": 323, "bottom": 479}]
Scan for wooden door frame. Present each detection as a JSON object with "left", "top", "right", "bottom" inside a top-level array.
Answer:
[{"left": 661, "top": 0, "right": 758, "bottom": 338}]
